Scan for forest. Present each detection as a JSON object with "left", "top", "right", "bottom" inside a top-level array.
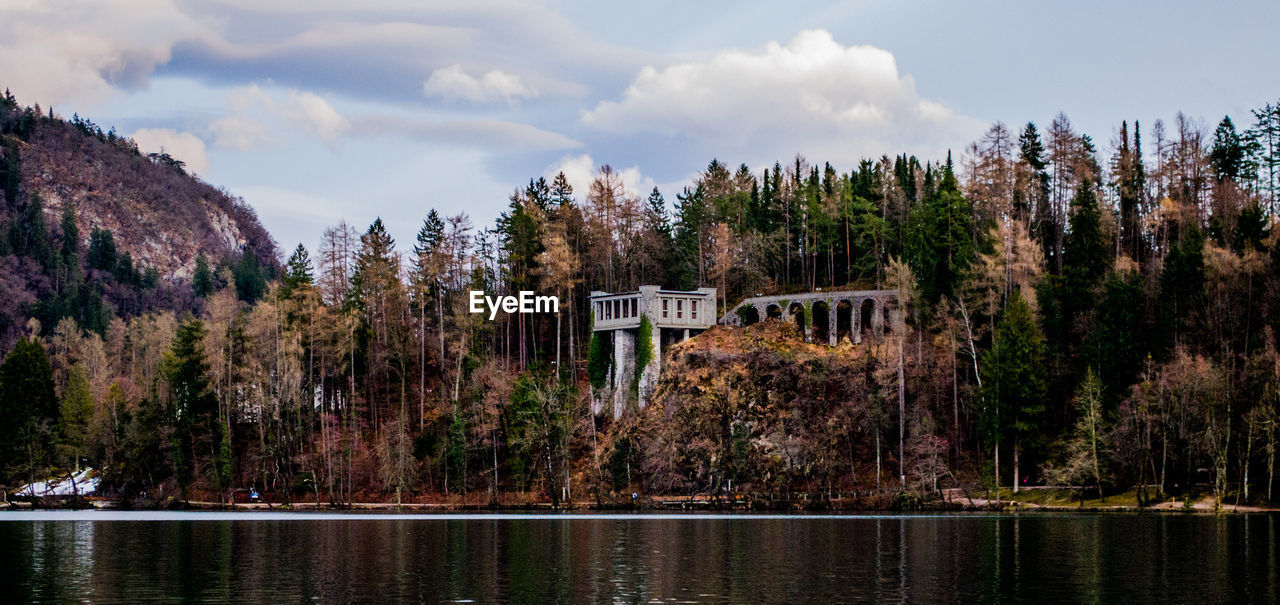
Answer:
[{"left": 3, "top": 88, "right": 1280, "bottom": 508}]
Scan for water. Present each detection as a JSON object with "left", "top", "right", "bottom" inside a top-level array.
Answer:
[{"left": 0, "top": 511, "right": 1276, "bottom": 603}]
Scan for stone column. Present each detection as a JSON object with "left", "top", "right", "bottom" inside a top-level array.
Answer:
[
  {"left": 612, "top": 329, "right": 635, "bottom": 419},
  {"left": 853, "top": 298, "right": 862, "bottom": 344},
  {"left": 829, "top": 302, "right": 838, "bottom": 346},
  {"left": 638, "top": 328, "right": 661, "bottom": 409}
]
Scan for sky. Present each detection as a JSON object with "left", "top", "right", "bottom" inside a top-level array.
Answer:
[{"left": 2, "top": 0, "right": 1277, "bottom": 257}]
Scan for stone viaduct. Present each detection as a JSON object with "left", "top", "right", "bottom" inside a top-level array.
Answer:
[
  {"left": 589, "top": 286, "right": 898, "bottom": 417},
  {"left": 720, "top": 289, "right": 900, "bottom": 345}
]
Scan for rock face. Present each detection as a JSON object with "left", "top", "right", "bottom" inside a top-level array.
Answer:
[{"left": 18, "top": 119, "right": 277, "bottom": 277}]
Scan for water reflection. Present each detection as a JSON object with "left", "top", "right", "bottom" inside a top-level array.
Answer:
[{"left": 0, "top": 514, "right": 1275, "bottom": 603}]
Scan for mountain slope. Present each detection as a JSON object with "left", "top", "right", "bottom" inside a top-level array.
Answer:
[{"left": 0, "top": 91, "right": 278, "bottom": 347}]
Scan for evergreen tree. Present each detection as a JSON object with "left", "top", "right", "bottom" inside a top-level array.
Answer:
[
  {"left": 87, "top": 228, "right": 118, "bottom": 272},
  {"left": 233, "top": 250, "right": 266, "bottom": 303},
  {"left": 0, "top": 337, "right": 58, "bottom": 483},
  {"left": 1082, "top": 271, "right": 1146, "bottom": 402},
  {"left": 550, "top": 171, "right": 574, "bottom": 207},
  {"left": 192, "top": 253, "right": 213, "bottom": 298},
  {"left": 281, "top": 244, "right": 314, "bottom": 297},
  {"left": 1210, "top": 116, "right": 1248, "bottom": 183},
  {"left": 58, "top": 365, "right": 93, "bottom": 471},
  {"left": 1062, "top": 178, "right": 1109, "bottom": 317},
  {"left": 981, "top": 289, "right": 1046, "bottom": 491},
  {"left": 672, "top": 183, "right": 708, "bottom": 289},
  {"left": 10, "top": 192, "right": 51, "bottom": 268},
  {"left": 1019, "top": 123, "right": 1053, "bottom": 261},
  {"left": 1159, "top": 224, "right": 1206, "bottom": 349},
  {"left": 931, "top": 155, "right": 974, "bottom": 301},
  {"left": 166, "top": 320, "right": 220, "bottom": 496},
  {"left": 58, "top": 202, "right": 82, "bottom": 286}
]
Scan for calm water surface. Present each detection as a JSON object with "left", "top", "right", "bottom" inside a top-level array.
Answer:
[{"left": 0, "top": 511, "right": 1276, "bottom": 603}]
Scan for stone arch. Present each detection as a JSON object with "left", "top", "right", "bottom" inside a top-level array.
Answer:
[
  {"left": 859, "top": 298, "right": 877, "bottom": 338},
  {"left": 812, "top": 300, "right": 831, "bottom": 345},
  {"left": 835, "top": 299, "right": 853, "bottom": 344},
  {"left": 787, "top": 302, "right": 806, "bottom": 338},
  {"left": 765, "top": 303, "right": 783, "bottom": 320},
  {"left": 738, "top": 305, "right": 760, "bottom": 326}
]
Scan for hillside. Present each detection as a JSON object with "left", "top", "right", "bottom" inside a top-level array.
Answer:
[
  {"left": 628, "top": 321, "right": 919, "bottom": 495},
  {"left": 0, "top": 92, "right": 278, "bottom": 348}
]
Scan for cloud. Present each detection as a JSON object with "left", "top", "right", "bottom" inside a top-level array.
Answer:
[
  {"left": 352, "top": 116, "right": 580, "bottom": 152},
  {"left": 544, "top": 154, "right": 654, "bottom": 200},
  {"left": 580, "top": 29, "right": 981, "bottom": 163},
  {"left": 284, "top": 91, "right": 349, "bottom": 141},
  {"left": 213, "top": 84, "right": 348, "bottom": 145},
  {"left": 208, "top": 114, "right": 271, "bottom": 150},
  {"left": 130, "top": 128, "right": 211, "bottom": 175},
  {"left": 0, "top": 0, "right": 207, "bottom": 106},
  {"left": 423, "top": 65, "right": 538, "bottom": 105}
]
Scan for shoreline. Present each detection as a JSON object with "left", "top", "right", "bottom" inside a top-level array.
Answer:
[{"left": 3, "top": 497, "right": 1277, "bottom": 515}]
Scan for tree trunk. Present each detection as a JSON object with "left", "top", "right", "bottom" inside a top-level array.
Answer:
[
  {"left": 994, "top": 440, "right": 1000, "bottom": 505},
  {"left": 1013, "top": 440, "right": 1020, "bottom": 493}
]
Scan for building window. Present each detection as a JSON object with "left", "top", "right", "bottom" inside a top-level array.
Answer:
[
  {"left": 631, "top": 299, "right": 637, "bottom": 317},
  {"left": 662, "top": 299, "right": 669, "bottom": 318},
  {"left": 614, "top": 300, "right": 620, "bottom": 319},
  {"left": 605, "top": 301, "right": 611, "bottom": 320},
  {"left": 676, "top": 299, "right": 683, "bottom": 319},
  {"left": 691, "top": 300, "right": 698, "bottom": 319}
]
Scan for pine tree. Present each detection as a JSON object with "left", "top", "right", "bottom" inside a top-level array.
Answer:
[
  {"left": 166, "top": 320, "right": 220, "bottom": 497},
  {"left": 58, "top": 365, "right": 93, "bottom": 471},
  {"left": 1062, "top": 178, "right": 1109, "bottom": 317},
  {"left": 550, "top": 171, "right": 574, "bottom": 207},
  {"left": 58, "top": 202, "right": 82, "bottom": 287},
  {"left": 233, "top": 250, "right": 266, "bottom": 303},
  {"left": 87, "top": 228, "right": 118, "bottom": 272},
  {"left": 1210, "top": 116, "right": 1248, "bottom": 183},
  {"left": 1083, "top": 271, "right": 1145, "bottom": 401},
  {"left": 1019, "top": 122, "right": 1051, "bottom": 250},
  {"left": 981, "top": 289, "right": 1046, "bottom": 492},
  {"left": 0, "top": 337, "right": 58, "bottom": 483},
  {"left": 281, "top": 243, "right": 314, "bottom": 297},
  {"left": 191, "top": 253, "right": 213, "bottom": 298}
]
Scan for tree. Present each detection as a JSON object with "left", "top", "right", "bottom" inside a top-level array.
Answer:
[
  {"left": 1018, "top": 122, "right": 1051, "bottom": 237},
  {"left": 233, "top": 250, "right": 267, "bottom": 303},
  {"left": 1044, "top": 369, "right": 1109, "bottom": 499},
  {"left": 1062, "top": 177, "right": 1109, "bottom": 317},
  {"left": 1083, "top": 271, "right": 1146, "bottom": 401},
  {"left": 166, "top": 320, "right": 222, "bottom": 499},
  {"left": 87, "top": 228, "right": 118, "bottom": 272},
  {"left": 281, "top": 244, "right": 314, "bottom": 297},
  {"left": 0, "top": 337, "right": 58, "bottom": 484},
  {"left": 1210, "top": 116, "right": 1248, "bottom": 183},
  {"left": 981, "top": 289, "right": 1046, "bottom": 492},
  {"left": 58, "top": 365, "right": 93, "bottom": 472}
]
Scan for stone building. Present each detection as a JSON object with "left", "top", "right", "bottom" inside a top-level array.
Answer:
[{"left": 589, "top": 286, "right": 716, "bottom": 417}]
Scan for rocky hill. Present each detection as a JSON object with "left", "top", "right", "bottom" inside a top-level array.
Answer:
[
  {"left": 5, "top": 104, "right": 276, "bottom": 279},
  {"left": 0, "top": 91, "right": 278, "bottom": 348}
]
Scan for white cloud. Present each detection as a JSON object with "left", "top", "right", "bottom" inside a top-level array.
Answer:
[
  {"left": 209, "top": 114, "right": 270, "bottom": 150},
  {"left": 284, "top": 91, "right": 349, "bottom": 142},
  {"left": 0, "top": 0, "right": 207, "bottom": 106},
  {"left": 130, "top": 128, "right": 211, "bottom": 175},
  {"left": 423, "top": 65, "right": 538, "bottom": 105},
  {"left": 544, "top": 154, "right": 654, "bottom": 200},
  {"left": 580, "top": 29, "right": 981, "bottom": 163},
  {"left": 214, "top": 85, "right": 349, "bottom": 145}
]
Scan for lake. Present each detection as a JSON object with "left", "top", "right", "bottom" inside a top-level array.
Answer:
[{"left": 0, "top": 511, "right": 1275, "bottom": 603}]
